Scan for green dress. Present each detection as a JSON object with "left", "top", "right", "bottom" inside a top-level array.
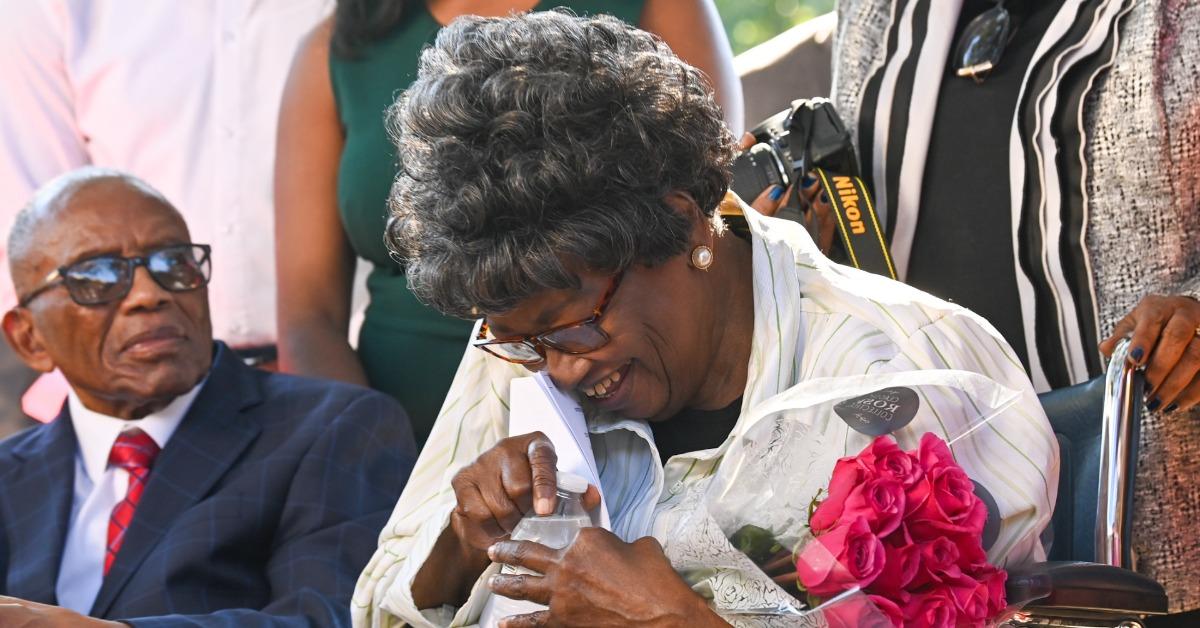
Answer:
[{"left": 329, "top": 1, "right": 646, "bottom": 445}]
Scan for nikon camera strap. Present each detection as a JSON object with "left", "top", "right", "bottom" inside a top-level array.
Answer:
[{"left": 812, "top": 167, "right": 896, "bottom": 280}]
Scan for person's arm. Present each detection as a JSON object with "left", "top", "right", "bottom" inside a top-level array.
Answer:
[
  {"left": 119, "top": 392, "right": 416, "bottom": 628},
  {"left": 274, "top": 18, "right": 368, "bottom": 386},
  {"left": 0, "top": 0, "right": 91, "bottom": 309},
  {"left": 639, "top": 0, "right": 745, "bottom": 135}
]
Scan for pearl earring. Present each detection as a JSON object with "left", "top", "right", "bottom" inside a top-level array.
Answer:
[{"left": 690, "top": 245, "right": 714, "bottom": 270}]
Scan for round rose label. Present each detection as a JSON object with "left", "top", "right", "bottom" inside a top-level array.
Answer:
[{"left": 833, "top": 387, "right": 920, "bottom": 436}]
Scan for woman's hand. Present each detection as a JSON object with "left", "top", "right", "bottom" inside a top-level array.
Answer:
[
  {"left": 449, "top": 432, "right": 600, "bottom": 553},
  {"left": 736, "top": 134, "right": 836, "bottom": 254},
  {"left": 1099, "top": 294, "right": 1200, "bottom": 413},
  {"left": 414, "top": 433, "right": 602, "bottom": 609},
  {"left": 487, "top": 528, "right": 727, "bottom": 628}
]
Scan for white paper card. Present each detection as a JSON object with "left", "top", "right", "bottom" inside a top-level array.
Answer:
[
  {"left": 507, "top": 372, "right": 609, "bottom": 528},
  {"left": 480, "top": 375, "right": 612, "bottom": 627}
]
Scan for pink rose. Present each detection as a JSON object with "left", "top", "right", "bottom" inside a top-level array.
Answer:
[
  {"left": 822, "top": 594, "right": 905, "bottom": 628},
  {"left": 866, "top": 595, "right": 906, "bottom": 628},
  {"left": 946, "top": 572, "right": 991, "bottom": 625},
  {"left": 917, "top": 433, "right": 957, "bottom": 471},
  {"left": 843, "top": 477, "right": 906, "bottom": 537},
  {"left": 909, "top": 536, "right": 963, "bottom": 588},
  {"left": 902, "top": 589, "right": 959, "bottom": 628},
  {"left": 948, "top": 530, "right": 989, "bottom": 568},
  {"left": 797, "top": 516, "right": 886, "bottom": 597},
  {"left": 810, "top": 457, "right": 872, "bottom": 533},
  {"left": 909, "top": 465, "right": 987, "bottom": 539},
  {"left": 972, "top": 563, "right": 1008, "bottom": 617},
  {"left": 904, "top": 474, "right": 932, "bottom": 516},
  {"left": 870, "top": 526, "right": 920, "bottom": 597},
  {"left": 859, "top": 436, "right": 925, "bottom": 489}
]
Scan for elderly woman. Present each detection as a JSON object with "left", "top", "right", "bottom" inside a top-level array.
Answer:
[{"left": 354, "top": 11, "right": 1058, "bottom": 627}]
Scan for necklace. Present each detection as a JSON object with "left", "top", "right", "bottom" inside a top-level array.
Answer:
[{"left": 954, "top": 0, "right": 1017, "bottom": 83}]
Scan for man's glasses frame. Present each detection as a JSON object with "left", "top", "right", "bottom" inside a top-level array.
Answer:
[
  {"left": 17, "top": 243, "right": 213, "bottom": 308},
  {"left": 471, "top": 270, "right": 625, "bottom": 366}
]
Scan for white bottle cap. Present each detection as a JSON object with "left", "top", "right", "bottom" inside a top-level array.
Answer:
[{"left": 556, "top": 471, "right": 589, "bottom": 495}]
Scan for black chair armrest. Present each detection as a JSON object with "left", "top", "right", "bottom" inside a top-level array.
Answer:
[{"left": 1006, "top": 561, "right": 1167, "bottom": 616}]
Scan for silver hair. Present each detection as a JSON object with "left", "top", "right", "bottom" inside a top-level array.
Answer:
[
  {"left": 7, "top": 167, "right": 176, "bottom": 285},
  {"left": 384, "top": 10, "right": 736, "bottom": 319}
]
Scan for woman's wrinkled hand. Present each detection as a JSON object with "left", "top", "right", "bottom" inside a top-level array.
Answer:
[
  {"left": 487, "top": 528, "right": 727, "bottom": 628},
  {"left": 736, "top": 133, "right": 836, "bottom": 254},
  {"left": 1099, "top": 294, "right": 1200, "bottom": 413},
  {"left": 449, "top": 432, "right": 601, "bottom": 553}
]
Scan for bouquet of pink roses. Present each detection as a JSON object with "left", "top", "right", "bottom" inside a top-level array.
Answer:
[
  {"left": 658, "top": 370, "right": 1057, "bottom": 628},
  {"left": 795, "top": 433, "right": 1008, "bottom": 627}
]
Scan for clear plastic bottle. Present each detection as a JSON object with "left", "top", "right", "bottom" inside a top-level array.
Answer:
[{"left": 479, "top": 471, "right": 593, "bottom": 625}]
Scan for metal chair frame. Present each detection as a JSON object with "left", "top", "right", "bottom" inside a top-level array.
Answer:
[{"left": 1003, "top": 339, "right": 1167, "bottom": 627}]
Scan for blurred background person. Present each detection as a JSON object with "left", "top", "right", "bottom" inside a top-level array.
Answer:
[
  {"left": 824, "top": 0, "right": 1200, "bottom": 619},
  {"left": 734, "top": 11, "right": 835, "bottom": 128},
  {"left": 0, "top": 0, "right": 332, "bottom": 433},
  {"left": 275, "top": 0, "right": 743, "bottom": 446}
]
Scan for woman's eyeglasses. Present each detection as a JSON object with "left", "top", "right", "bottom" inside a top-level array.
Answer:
[
  {"left": 18, "top": 243, "right": 212, "bottom": 307},
  {"left": 471, "top": 271, "right": 624, "bottom": 366},
  {"left": 955, "top": 0, "right": 1016, "bottom": 83}
]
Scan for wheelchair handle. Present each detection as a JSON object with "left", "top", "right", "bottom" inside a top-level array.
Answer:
[{"left": 1097, "top": 337, "right": 1145, "bottom": 569}]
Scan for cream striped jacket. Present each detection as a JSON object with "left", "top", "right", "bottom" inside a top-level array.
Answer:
[{"left": 352, "top": 206, "right": 1059, "bottom": 627}]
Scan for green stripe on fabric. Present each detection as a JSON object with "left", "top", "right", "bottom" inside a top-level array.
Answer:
[
  {"left": 828, "top": 330, "right": 887, "bottom": 378},
  {"left": 869, "top": 299, "right": 908, "bottom": 332},
  {"left": 918, "top": 327, "right": 954, "bottom": 370},
  {"left": 803, "top": 314, "right": 852, "bottom": 380},
  {"left": 759, "top": 239, "right": 786, "bottom": 392},
  {"left": 491, "top": 381, "right": 510, "bottom": 411},
  {"left": 954, "top": 387, "right": 1047, "bottom": 508},
  {"left": 449, "top": 394, "right": 488, "bottom": 462}
]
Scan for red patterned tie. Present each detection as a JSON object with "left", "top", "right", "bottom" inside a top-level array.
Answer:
[{"left": 105, "top": 428, "right": 160, "bottom": 575}]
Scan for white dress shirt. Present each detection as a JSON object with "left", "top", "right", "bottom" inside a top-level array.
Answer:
[
  {"left": 55, "top": 382, "right": 204, "bottom": 614},
  {"left": 0, "top": 0, "right": 332, "bottom": 345}
]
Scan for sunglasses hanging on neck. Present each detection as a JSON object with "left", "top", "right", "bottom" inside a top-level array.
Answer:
[{"left": 954, "top": 0, "right": 1017, "bottom": 83}]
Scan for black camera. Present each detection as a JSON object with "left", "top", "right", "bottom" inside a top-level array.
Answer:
[
  {"left": 729, "top": 97, "right": 859, "bottom": 215},
  {"left": 729, "top": 98, "right": 896, "bottom": 279}
]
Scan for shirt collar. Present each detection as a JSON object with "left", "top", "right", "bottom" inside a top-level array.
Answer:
[{"left": 68, "top": 378, "right": 207, "bottom": 483}]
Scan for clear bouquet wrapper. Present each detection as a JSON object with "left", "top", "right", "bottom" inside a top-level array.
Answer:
[{"left": 656, "top": 369, "right": 1055, "bottom": 627}]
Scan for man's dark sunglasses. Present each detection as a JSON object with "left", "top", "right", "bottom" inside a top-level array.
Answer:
[{"left": 17, "top": 244, "right": 212, "bottom": 307}]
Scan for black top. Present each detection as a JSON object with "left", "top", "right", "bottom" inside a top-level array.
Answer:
[
  {"left": 905, "top": 0, "right": 1065, "bottom": 370},
  {"left": 652, "top": 397, "right": 743, "bottom": 461}
]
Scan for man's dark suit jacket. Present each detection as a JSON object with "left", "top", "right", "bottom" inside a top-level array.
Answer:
[{"left": 0, "top": 342, "right": 416, "bottom": 627}]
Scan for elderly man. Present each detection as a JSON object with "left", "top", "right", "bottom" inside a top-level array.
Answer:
[{"left": 0, "top": 168, "right": 415, "bottom": 627}]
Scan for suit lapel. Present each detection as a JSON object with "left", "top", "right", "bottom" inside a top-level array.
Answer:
[
  {"left": 0, "top": 406, "right": 76, "bottom": 603},
  {"left": 89, "top": 343, "right": 263, "bottom": 616}
]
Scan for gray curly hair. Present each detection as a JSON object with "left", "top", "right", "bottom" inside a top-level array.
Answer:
[{"left": 385, "top": 9, "right": 735, "bottom": 318}]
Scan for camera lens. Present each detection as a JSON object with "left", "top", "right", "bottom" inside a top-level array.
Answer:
[{"left": 731, "top": 143, "right": 789, "bottom": 203}]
